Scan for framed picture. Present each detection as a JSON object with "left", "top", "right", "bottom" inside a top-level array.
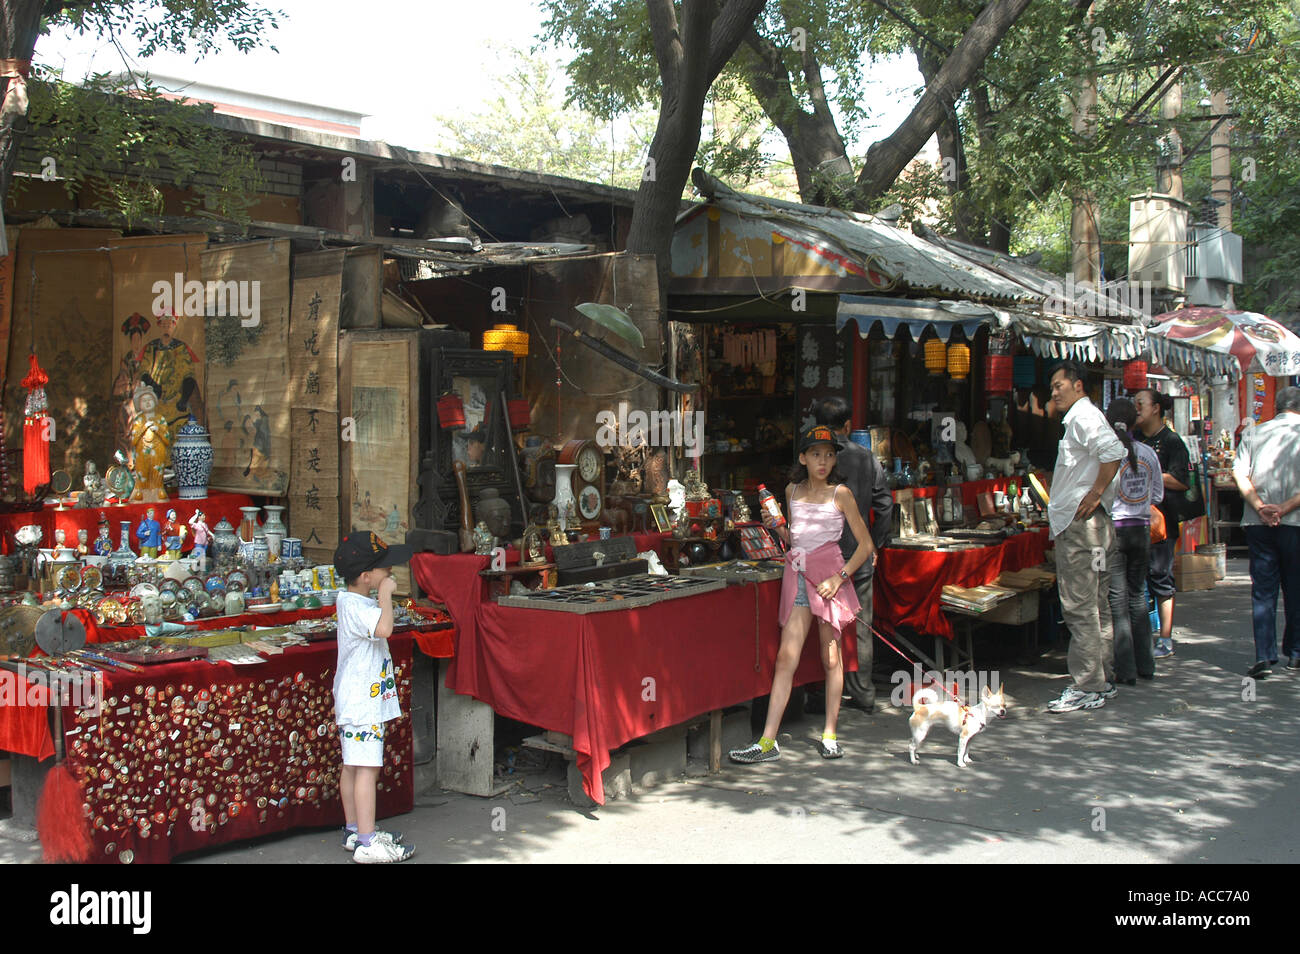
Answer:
[{"left": 650, "top": 504, "right": 671, "bottom": 533}]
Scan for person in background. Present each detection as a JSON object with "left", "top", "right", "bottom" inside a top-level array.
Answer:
[
  {"left": 1045, "top": 363, "right": 1126, "bottom": 713},
  {"left": 1134, "top": 389, "right": 1191, "bottom": 659},
  {"left": 1233, "top": 386, "right": 1300, "bottom": 677},
  {"left": 1105, "top": 397, "right": 1164, "bottom": 684},
  {"left": 814, "top": 397, "right": 892, "bottom": 711}
]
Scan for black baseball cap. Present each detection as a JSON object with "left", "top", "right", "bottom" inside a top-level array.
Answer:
[
  {"left": 798, "top": 424, "right": 843, "bottom": 454},
  {"left": 334, "top": 531, "right": 413, "bottom": 580}
]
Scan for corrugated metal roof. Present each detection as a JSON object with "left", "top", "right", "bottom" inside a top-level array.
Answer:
[{"left": 684, "top": 171, "right": 1039, "bottom": 303}]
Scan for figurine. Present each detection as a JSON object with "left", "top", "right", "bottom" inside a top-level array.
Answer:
[
  {"left": 161, "top": 508, "right": 184, "bottom": 557},
  {"left": 136, "top": 507, "right": 162, "bottom": 558},
  {"left": 189, "top": 510, "right": 210, "bottom": 571},
  {"left": 52, "top": 528, "right": 69, "bottom": 560},
  {"left": 683, "top": 468, "right": 710, "bottom": 501},
  {"left": 75, "top": 528, "right": 90, "bottom": 558},
  {"left": 93, "top": 517, "right": 113, "bottom": 556},
  {"left": 80, "top": 460, "right": 106, "bottom": 508},
  {"left": 733, "top": 494, "right": 752, "bottom": 523},
  {"left": 472, "top": 521, "right": 495, "bottom": 555},
  {"left": 547, "top": 505, "right": 568, "bottom": 548},
  {"left": 522, "top": 525, "right": 546, "bottom": 566},
  {"left": 128, "top": 382, "right": 172, "bottom": 502}
]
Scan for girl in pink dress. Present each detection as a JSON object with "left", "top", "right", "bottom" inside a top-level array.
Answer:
[{"left": 730, "top": 425, "right": 877, "bottom": 762}]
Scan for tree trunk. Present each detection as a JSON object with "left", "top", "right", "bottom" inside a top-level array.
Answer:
[
  {"left": 626, "top": 0, "right": 767, "bottom": 315},
  {"left": 0, "top": 0, "right": 45, "bottom": 206},
  {"left": 852, "top": 0, "right": 1033, "bottom": 209},
  {"left": 916, "top": 43, "right": 979, "bottom": 243}
]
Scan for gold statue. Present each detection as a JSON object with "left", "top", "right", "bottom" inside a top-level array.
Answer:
[{"left": 129, "top": 383, "right": 172, "bottom": 502}]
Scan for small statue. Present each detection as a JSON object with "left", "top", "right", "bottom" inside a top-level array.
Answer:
[
  {"left": 547, "top": 505, "right": 568, "bottom": 548},
  {"left": 52, "top": 528, "right": 69, "bottom": 560},
  {"left": 563, "top": 500, "right": 578, "bottom": 535},
  {"left": 522, "top": 525, "right": 547, "bottom": 566},
  {"left": 472, "top": 520, "right": 494, "bottom": 555},
  {"left": 75, "top": 528, "right": 90, "bottom": 558},
  {"left": 683, "top": 468, "right": 709, "bottom": 502},
  {"left": 189, "top": 509, "right": 210, "bottom": 571},
  {"left": 733, "top": 494, "right": 752, "bottom": 523},
  {"left": 128, "top": 382, "right": 172, "bottom": 502},
  {"left": 136, "top": 506, "right": 162, "bottom": 558},
  {"left": 80, "top": 460, "right": 106, "bottom": 508},
  {"left": 93, "top": 517, "right": 113, "bottom": 556},
  {"left": 161, "top": 508, "right": 184, "bottom": 557}
]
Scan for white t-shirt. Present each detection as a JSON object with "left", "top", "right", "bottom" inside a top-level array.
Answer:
[
  {"left": 1234, "top": 411, "right": 1300, "bottom": 528},
  {"left": 1109, "top": 440, "right": 1164, "bottom": 523},
  {"left": 333, "top": 590, "right": 401, "bottom": 726}
]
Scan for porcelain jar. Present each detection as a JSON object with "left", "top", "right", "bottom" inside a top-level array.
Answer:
[
  {"left": 172, "top": 415, "right": 213, "bottom": 499},
  {"left": 261, "top": 505, "right": 287, "bottom": 562},
  {"left": 211, "top": 517, "right": 241, "bottom": 570}
]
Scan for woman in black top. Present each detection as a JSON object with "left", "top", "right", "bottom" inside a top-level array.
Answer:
[{"left": 1134, "top": 389, "right": 1190, "bottom": 658}]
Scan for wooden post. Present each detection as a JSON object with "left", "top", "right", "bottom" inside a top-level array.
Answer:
[{"left": 709, "top": 708, "right": 722, "bottom": 773}]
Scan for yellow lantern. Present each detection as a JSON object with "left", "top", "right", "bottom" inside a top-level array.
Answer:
[
  {"left": 947, "top": 342, "right": 971, "bottom": 380},
  {"left": 482, "top": 323, "right": 530, "bottom": 357},
  {"left": 924, "top": 337, "right": 947, "bottom": 375}
]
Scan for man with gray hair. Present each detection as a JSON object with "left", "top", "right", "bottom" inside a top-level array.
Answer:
[{"left": 1234, "top": 386, "right": 1300, "bottom": 677}]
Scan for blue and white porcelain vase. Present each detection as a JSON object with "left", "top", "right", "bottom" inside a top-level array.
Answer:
[{"left": 172, "top": 415, "right": 213, "bottom": 499}]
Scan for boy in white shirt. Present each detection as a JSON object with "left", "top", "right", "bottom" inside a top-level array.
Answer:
[{"left": 333, "top": 531, "right": 416, "bottom": 863}]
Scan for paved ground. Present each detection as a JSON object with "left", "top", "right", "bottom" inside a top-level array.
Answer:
[{"left": 3, "top": 556, "right": 1296, "bottom": 864}]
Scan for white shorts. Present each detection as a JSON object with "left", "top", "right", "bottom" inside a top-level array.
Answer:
[{"left": 338, "top": 723, "right": 386, "bottom": 767}]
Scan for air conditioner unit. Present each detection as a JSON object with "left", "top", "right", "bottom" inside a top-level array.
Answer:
[
  {"left": 1129, "top": 192, "right": 1189, "bottom": 293},
  {"left": 1185, "top": 226, "right": 1242, "bottom": 283}
]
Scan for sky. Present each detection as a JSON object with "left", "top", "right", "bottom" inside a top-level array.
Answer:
[{"left": 39, "top": 0, "right": 928, "bottom": 165}]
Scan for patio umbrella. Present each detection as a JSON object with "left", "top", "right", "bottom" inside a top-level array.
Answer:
[{"left": 1148, "top": 307, "right": 1300, "bottom": 378}]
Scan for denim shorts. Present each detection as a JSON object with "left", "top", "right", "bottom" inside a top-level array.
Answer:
[{"left": 794, "top": 574, "right": 809, "bottom": 607}]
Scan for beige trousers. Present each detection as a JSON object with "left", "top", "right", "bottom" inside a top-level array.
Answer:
[{"left": 1056, "top": 510, "right": 1117, "bottom": 693}]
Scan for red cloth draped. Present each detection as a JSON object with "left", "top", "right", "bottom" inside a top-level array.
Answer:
[{"left": 874, "top": 528, "right": 1050, "bottom": 639}]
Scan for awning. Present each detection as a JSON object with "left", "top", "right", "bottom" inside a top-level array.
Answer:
[
  {"left": 836, "top": 295, "right": 1011, "bottom": 341},
  {"left": 1148, "top": 308, "right": 1300, "bottom": 380},
  {"left": 1011, "top": 313, "right": 1144, "bottom": 364}
]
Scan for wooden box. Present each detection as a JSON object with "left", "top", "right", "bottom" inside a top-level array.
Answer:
[{"left": 1175, "top": 553, "right": 1216, "bottom": 592}]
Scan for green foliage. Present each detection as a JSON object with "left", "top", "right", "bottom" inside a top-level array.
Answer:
[
  {"left": 20, "top": 67, "right": 263, "bottom": 225},
  {"left": 46, "top": 0, "right": 283, "bottom": 59}
]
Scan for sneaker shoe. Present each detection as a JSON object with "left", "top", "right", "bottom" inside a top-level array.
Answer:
[
  {"left": 1246, "top": 660, "right": 1273, "bottom": 679},
  {"left": 344, "top": 829, "right": 404, "bottom": 853},
  {"left": 1153, "top": 639, "right": 1174, "bottom": 658},
  {"left": 1048, "top": 687, "right": 1105, "bottom": 713},
  {"left": 1100, "top": 682, "right": 1119, "bottom": 699},
  {"left": 353, "top": 834, "right": 416, "bottom": 864},
  {"left": 1287, "top": 657, "right": 1300, "bottom": 671},
  {"left": 819, "top": 738, "right": 843, "bottom": 759},
  {"left": 729, "top": 741, "right": 779, "bottom": 763}
]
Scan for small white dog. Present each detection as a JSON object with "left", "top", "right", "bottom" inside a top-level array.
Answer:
[{"left": 908, "top": 684, "right": 1007, "bottom": 767}]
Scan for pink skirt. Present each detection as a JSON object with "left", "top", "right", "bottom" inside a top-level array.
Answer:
[{"left": 778, "top": 541, "right": 861, "bottom": 632}]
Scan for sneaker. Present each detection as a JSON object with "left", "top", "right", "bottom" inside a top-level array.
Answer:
[
  {"left": 1287, "top": 657, "right": 1300, "bottom": 671},
  {"left": 353, "top": 834, "right": 416, "bottom": 864},
  {"left": 1153, "top": 639, "right": 1175, "bottom": 658},
  {"left": 1246, "top": 660, "right": 1273, "bottom": 679},
  {"left": 819, "top": 738, "right": 843, "bottom": 759},
  {"left": 344, "top": 829, "right": 404, "bottom": 852},
  {"left": 729, "top": 741, "right": 779, "bottom": 764},
  {"left": 1100, "top": 682, "right": 1119, "bottom": 699},
  {"left": 1048, "top": 687, "right": 1105, "bottom": 713}
]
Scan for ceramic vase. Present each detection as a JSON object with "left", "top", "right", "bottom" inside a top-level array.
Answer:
[
  {"left": 211, "top": 517, "right": 240, "bottom": 571},
  {"left": 238, "top": 506, "right": 262, "bottom": 543},
  {"left": 554, "top": 464, "right": 577, "bottom": 532},
  {"left": 251, "top": 531, "right": 269, "bottom": 569},
  {"left": 261, "top": 505, "right": 287, "bottom": 561},
  {"left": 172, "top": 415, "right": 214, "bottom": 499}
]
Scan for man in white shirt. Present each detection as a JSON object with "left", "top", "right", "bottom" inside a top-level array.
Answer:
[
  {"left": 1233, "top": 387, "right": 1300, "bottom": 677},
  {"left": 1045, "top": 363, "right": 1126, "bottom": 713}
]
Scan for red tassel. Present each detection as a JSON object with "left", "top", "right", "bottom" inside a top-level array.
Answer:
[
  {"left": 20, "top": 353, "right": 48, "bottom": 390},
  {"left": 37, "top": 762, "right": 93, "bottom": 863},
  {"left": 22, "top": 353, "right": 50, "bottom": 495}
]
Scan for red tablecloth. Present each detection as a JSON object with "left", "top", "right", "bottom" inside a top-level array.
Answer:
[
  {"left": 874, "top": 527, "right": 1050, "bottom": 640},
  {"left": 901, "top": 474, "right": 1041, "bottom": 510},
  {"left": 411, "top": 552, "right": 856, "bottom": 805},
  {"left": 0, "top": 493, "right": 254, "bottom": 554},
  {"left": 57, "top": 636, "right": 415, "bottom": 864}
]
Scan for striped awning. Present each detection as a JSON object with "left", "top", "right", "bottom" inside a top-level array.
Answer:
[{"left": 836, "top": 295, "right": 1011, "bottom": 341}]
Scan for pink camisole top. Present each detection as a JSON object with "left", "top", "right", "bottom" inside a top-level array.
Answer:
[{"left": 789, "top": 498, "right": 844, "bottom": 552}]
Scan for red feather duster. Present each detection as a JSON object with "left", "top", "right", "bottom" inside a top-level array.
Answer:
[{"left": 37, "top": 762, "right": 92, "bottom": 863}]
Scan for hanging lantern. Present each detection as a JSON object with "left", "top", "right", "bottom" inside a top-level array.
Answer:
[
  {"left": 483, "top": 323, "right": 531, "bottom": 357},
  {"left": 984, "top": 354, "right": 1013, "bottom": 392},
  {"left": 1123, "top": 360, "right": 1149, "bottom": 391},
  {"left": 436, "top": 393, "right": 465, "bottom": 431},
  {"left": 21, "top": 353, "right": 50, "bottom": 496},
  {"left": 947, "top": 342, "right": 971, "bottom": 380},
  {"left": 1013, "top": 355, "right": 1036, "bottom": 388},
  {"left": 924, "top": 337, "right": 947, "bottom": 375},
  {"left": 508, "top": 399, "right": 531, "bottom": 432}
]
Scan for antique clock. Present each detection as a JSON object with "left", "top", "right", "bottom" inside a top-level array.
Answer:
[{"left": 557, "top": 439, "right": 606, "bottom": 527}]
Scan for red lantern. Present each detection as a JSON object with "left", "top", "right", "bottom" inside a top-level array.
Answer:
[
  {"left": 436, "top": 393, "right": 465, "bottom": 430},
  {"left": 1123, "top": 360, "right": 1148, "bottom": 391},
  {"left": 508, "top": 399, "right": 531, "bottom": 432},
  {"left": 984, "top": 354, "right": 1012, "bottom": 393}
]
